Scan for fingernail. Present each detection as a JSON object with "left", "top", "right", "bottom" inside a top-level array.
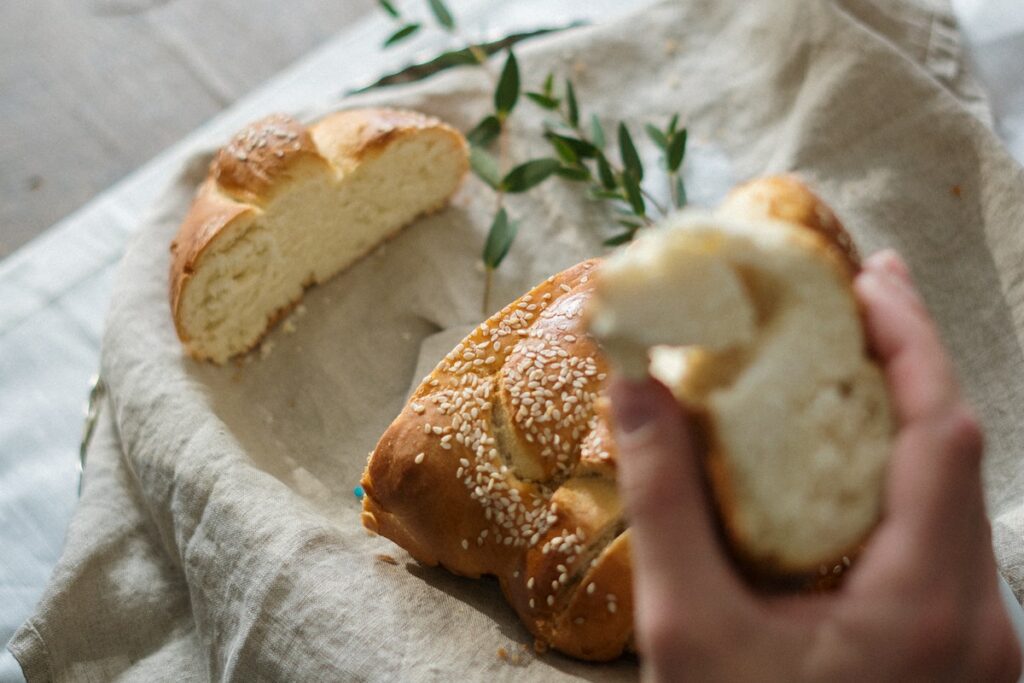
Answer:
[
  {"left": 870, "top": 249, "right": 911, "bottom": 282},
  {"left": 609, "top": 376, "right": 662, "bottom": 435}
]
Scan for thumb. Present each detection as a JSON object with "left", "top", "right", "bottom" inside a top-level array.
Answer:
[{"left": 609, "top": 375, "right": 746, "bottom": 626}]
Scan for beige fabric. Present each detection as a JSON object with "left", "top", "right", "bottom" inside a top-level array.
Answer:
[{"left": 10, "top": 0, "right": 1024, "bottom": 680}]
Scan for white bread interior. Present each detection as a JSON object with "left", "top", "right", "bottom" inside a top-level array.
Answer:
[{"left": 589, "top": 211, "right": 893, "bottom": 572}]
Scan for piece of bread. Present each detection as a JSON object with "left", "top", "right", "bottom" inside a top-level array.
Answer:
[
  {"left": 360, "top": 176, "right": 891, "bottom": 661},
  {"left": 590, "top": 177, "right": 892, "bottom": 582},
  {"left": 169, "top": 109, "right": 468, "bottom": 363}
]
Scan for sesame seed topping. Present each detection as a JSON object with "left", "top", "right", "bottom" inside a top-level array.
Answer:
[
  {"left": 547, "top": 595, "right": 555, "bottom": 606},
  {"left": 414, "top": 452, "right": 425, "bottom": 464},
  {"left": 461, "top": 539, "right": 469, "bottom": 550},
  {"left": 607, "top": 602, "right": 617, "bottom": 613},
  {"left": 586, "top": 582, "right": 596, "bottom": 595}
]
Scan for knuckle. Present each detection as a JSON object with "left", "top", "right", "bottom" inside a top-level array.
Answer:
[{"left": 947, "top": 405, "right": 984, "bottom": 458}]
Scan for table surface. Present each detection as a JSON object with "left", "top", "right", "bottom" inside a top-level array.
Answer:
[
  {"left": 1, "top": 1, "right": 1023, "bottom": 681},
  {"left": 1, "top": 0, "right": 377, "bottom": 258}
]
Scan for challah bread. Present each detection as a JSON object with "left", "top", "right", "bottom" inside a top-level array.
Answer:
[
  {"left": 590, "top": 177, "right": 892, "bottom": 580},
  {"left": 170, "top": 109, "right": 468, "bottom": 363},
  {"left": 361, "top": 176, "right": 890, "bottom": 660}
]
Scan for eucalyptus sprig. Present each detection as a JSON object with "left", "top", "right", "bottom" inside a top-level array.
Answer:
[
  {"left": 528, "top": 75, "right": 690, "bottom": 244},
  {"left": 376, "top": 1, "right": 692, "bottom": 312}
]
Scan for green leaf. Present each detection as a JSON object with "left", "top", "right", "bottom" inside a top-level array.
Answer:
[
  {"left": 501, "top": 158, "right": 561, "bottom": 192},
  {"left": 674, "top": 173, "right": 688, "bottom": 208},
  {"left": 384, "top": 23, "right": 421, "bottom": 47},
  {"left": 556, "top": 165, "right": 591, "bottom": 181},
  {"left": 590, "top": 114, "right": 605, "bottom": 148},
  {"left": 618, "top": 123, "right": 643, "bottom": 181},
  {"left": 427, "top": 0, "right": 455, "bottom": 28},
  {"left": 617, "top": 215, "right": 646, "bottom": 229},
  {"left": 482, "top": 208, "right": 519, "bottom": 269},
  {"left": 436, "top": 48, "right": 480, "bottom": 67},
  {"left": 668, "top": 113, "right": 680, "bottom": 135},
  {"left": 542, "top": 73, "right": 555, "bottom": 97},
  {"left": 549, "top": 136, "right": 578, "bottom": 164},
  {"left": 470, "top": 146, "right": 501, "bottom": 189},
  {"left": 545, "top": 132, "right": 597, "bottom": 159},
  {"left": 596, "top": 153, "right": 616, "bottom": 189},
  {"left": 645, "top": 123, "right": 669, "bottom": 151},
  {"left": 565, "top": 79, "right": 579, "bottom": 127},
  {"left": 466, "top": 115, "right": 500, "bottom": 147},
  {"left": 526, "top": 92, "right": 560, "bottom": 110},
  {"left": 667, "top": 128, "right": 688, "bottom": 172},
  {"left": 495, "top": 51, "right": 520, "bottom": 117},
  {"left": 378, "top": 0, "right": 400, "bottom": 17},
  {"left": 621, "top": 170, "right": 646, "bottom": 215},
  {"left": 587, "top": 187, "right": 623, "bottom": 201},
  {"left": 603, "top": 231, "right": 634, "bottom": 246}
]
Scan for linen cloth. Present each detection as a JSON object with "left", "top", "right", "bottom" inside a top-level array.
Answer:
[{"left": 10, "top": 0, "right": 1024, "bottom": 679}]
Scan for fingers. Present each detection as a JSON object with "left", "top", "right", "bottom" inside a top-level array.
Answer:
[
  {"left": 854, "top": 250, "right": 960, "bottom": 424},
  {"left": 609, "top": 376, "right": 747, "bottom": 632},
  {"left": 876, "top": 405, "right": 986, "bottom": 565},
  {"left": 852, "top": 251, "right": 987, "bottom": 562}
]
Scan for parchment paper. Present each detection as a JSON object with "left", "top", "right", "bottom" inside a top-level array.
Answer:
[{"left": 11, "top": 0, "right": 1024, "bottom": 680}]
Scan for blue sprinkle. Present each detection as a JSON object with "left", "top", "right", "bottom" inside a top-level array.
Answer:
[{"left": 353, "top": 485, "right": 364, "bottom": 500}]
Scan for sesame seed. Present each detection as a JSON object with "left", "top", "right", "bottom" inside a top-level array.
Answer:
[
  {"left": 411, "top": 403, "right": 425, "bottom": 414},
  {"left": 527, "top": 577, "right": 535, "bottom": 589},
  {"left": 547, "top": 595, "right": 555, "bottom": 606},
  {"left": 461, "top": 539, "right": 469, "bottom": 550},
  {"left": 607, "top": 602, "right": 617, "bottom": 613},
  {"left": 414, "top": 452, "right": 425, "bottom": 464},
  {"left": 529, "top": 598, "right": 535, "bottom": 609},
  {"left": 586, "top": 582, "right": 596, "bottom": 595}
]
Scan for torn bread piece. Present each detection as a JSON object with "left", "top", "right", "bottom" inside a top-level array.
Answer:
[{"left": 588, "top": 180, "right": 892, "bottom": 578}]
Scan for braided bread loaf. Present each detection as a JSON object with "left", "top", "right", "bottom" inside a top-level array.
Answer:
[{"left": 361, "top": 176, "right": 890, "bottom": 660}]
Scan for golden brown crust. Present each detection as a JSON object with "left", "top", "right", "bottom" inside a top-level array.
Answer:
[
  {"left": 362, "top": 176, "right": 868, "bottom": 661},
  {"left": 168, "top": 109, "right": 468, "bottom": 356},
  {"left": 311, "top": 108, "right": 462, "bottom": 172},
  {"left": 210, "top": 114, "right": 324, "bottom": 204},
  {"left": 362, "top": 259, "right": 639, "bottom": 659},
  {"left": 721, "top": 175, "right": 860, "bottom": 271}
]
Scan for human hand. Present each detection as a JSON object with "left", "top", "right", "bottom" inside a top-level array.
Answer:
[{"left": 609, "top": 250, "right": 1022, "bottom": 681}]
